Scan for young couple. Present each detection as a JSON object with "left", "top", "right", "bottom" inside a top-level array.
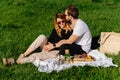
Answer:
[{"left": 3, "top": 5, "right": 92, "bottom": 65}]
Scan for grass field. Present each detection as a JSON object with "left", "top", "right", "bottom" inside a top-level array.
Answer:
[{"left": 0, "top": 0, "right": 120, "bottom": 80}]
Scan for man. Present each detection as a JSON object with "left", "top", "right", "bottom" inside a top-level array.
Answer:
[{"left": 46, "top": 5, "right": 92, "bottom": 56}]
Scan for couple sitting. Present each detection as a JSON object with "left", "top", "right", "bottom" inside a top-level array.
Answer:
[{"left": 3, "top": 5, "right": 92, "bottom": 65}]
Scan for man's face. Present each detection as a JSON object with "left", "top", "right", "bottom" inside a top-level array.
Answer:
[
  {"left": 65, "top": 10, "right": 70, "bottom": 21},
  {"left": 65, "top": 10, "right": 71, "bottom": 21}
]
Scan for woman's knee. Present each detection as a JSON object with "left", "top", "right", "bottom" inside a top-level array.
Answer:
[
  {"left": 38, "top": 34, "right": 47, "bottom": 46},
  {"left": 39, "top": 34, "right": 47, "bottom": 40}
]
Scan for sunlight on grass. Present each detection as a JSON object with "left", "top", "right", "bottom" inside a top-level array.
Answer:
[{"left": 0, "top": 0, "right": 120, "bottom": 80}]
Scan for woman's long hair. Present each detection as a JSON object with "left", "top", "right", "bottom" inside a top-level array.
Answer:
[{"left": 54, "top": 12, "right": 71, "bottom": 37}]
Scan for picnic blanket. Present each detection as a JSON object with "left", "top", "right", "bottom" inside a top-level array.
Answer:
[{"left": 33, "top": 49, "right": 118, "bottom": 73}]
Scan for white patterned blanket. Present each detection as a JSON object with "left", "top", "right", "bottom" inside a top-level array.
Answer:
[{"left": 33, "top": 49, "right": 118, "bottom": 73}]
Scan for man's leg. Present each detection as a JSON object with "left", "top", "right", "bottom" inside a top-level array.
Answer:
[{"left": 59, "top": 44, "right": 86, "bottom": 56}]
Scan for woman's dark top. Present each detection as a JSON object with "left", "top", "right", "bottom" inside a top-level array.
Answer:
[{"left": 48, "top": 28, "right": 73, "bottom": 44}]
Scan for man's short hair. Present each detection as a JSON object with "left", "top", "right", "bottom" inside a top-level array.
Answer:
[{"left": 66, "top": 5, "right": 79, "bottom": 19}]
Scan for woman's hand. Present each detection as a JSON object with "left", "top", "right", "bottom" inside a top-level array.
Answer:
[{"left": 43, "top": 42, "right": 54, "bottom": 52}]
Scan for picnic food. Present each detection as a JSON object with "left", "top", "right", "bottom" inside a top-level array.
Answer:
[{"left": 72, "top": 54, "right": 94, "bottom": 63}]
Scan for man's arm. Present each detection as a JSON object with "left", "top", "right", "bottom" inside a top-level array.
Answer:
[
  {"left": 56, "top": 34, "right": 80, "bottom": 47},
  {"left": 44, "top": 35, "right": 80, "bottom": 52}
]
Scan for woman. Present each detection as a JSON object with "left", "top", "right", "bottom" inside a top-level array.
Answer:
[{"left": 3, "top": 12, "right": 73, "bottom": 65}]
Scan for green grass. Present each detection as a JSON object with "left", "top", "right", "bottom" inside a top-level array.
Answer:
[{"left": 0, "top": 0, "right": 120, "bottom": 80}]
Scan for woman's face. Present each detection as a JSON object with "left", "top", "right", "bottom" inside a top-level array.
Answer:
[{"left": 57, "top": 18, "right": 66, "bottom": 29}]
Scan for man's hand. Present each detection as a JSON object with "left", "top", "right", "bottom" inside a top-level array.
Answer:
[{"left": 56, "top": 39, "right": 66, "bottom": 47}]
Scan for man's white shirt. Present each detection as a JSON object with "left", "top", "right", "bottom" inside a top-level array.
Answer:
[{"left": 72, "top": 19, "right": 92, "bottom": 53}]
